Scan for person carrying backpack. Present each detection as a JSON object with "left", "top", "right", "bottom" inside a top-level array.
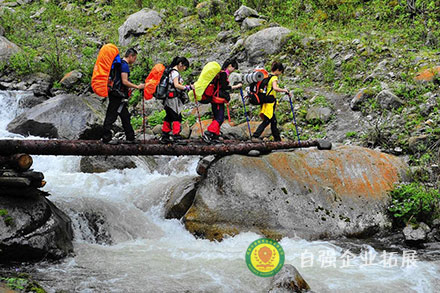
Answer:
[
  {"left": 102, "top": 48, "right": 145, "bottom": 144},
  {"left": 160, "top": 56, "right": 192, "bottom": 143},
  {"left": 202, "top": 59, "right": 242, "bottom": 143},
  {"left": 251, "top": 61, "right": 289, "bottom": 142}
]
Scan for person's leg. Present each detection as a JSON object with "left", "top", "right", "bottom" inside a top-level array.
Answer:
[
  {"left": 216, "top": 104, "right": 225, "bottom": 137},
  {"left": 253, "top": 116, "right": 270, "bottom": 138},
  {"left": 270, "top": 114, "right": 281, "bottom": 141},
  {"left": 119, "top": 103, "right": 135, "bottom": 141},
  {"left": 171, "top": 111, "right": 182, "bottom": 137},
  {"left": 102, "top": 95, "right": 120, "bottom": 142}
]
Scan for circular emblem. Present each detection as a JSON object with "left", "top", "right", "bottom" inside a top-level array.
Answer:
[{"left": 245, "top": 238, "right": 285, "bottom": 277}]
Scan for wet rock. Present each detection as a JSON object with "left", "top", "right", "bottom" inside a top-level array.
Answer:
[
  {"left": 244, "top": 27, "right": 291, "bottom": 63},
  {"left": 7, "top": 94, "right": 107, "bottom": 139},
  {"left": 268, "top": 264, "right": 311, "bottom": 293},
  {"left": 234, "top": 5, "right": 259, "bottom": 22},
  {"left": 197, "top": 155, "right": 217, "bottom": 177},
  {"left": 164, "top": 176, "right": 200, "bottom": 219},
  {"left": 0, "top": 36, "right": 21, "bottom": 62},
  {"left": 376, "top": 90, "right": 403, "bottom": 110},
  {"left": 0, "top": 192, "right": 73, "bottom": 262},
  {"left": 80, "top": 156, "right": 137, "bottom": 173},
  {"left": 403, "top": 222, "right": 430, "bottom": 243},
  {"left": 184, "top": 146, "right": 408, "bottom": 241},
  {"left": 118, "top": 9, "right": 162, "bottom": 46},
  {"left": 242, "top": 17, "right": 265, "bottom": 30},
  {"left": 306, "top": 106, "right": 332, "bottom": 123},
  {"left": 60, "top": 70, "right": 82, "bottom": 88}
]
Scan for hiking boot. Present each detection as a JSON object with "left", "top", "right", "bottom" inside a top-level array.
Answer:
[
  {"left": 172, "top": 134, "right": 187, "bottom": 145},
  {"left": 160, "top": 133, "right": 172, "bottom": 144},
  {"left": 202, "top": 131, "right": 215, "bottom": 144}
]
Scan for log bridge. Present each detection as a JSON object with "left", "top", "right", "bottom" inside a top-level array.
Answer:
[
  {"left": 0, "top": 139, "right": 331, "bottom": 157},
  {"left": 0, "top": 139, "right": 331, "bottom": 189}
]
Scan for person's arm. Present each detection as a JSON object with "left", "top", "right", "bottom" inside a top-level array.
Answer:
[
  {"left": 272, "top": 79, "right": 288, "bottom": 93},
  {"left": 121, "top": 72, "right": 144, "bottom": 89},
  {"left": 173, "top": 76, "right": 187, "bottom": 91}
]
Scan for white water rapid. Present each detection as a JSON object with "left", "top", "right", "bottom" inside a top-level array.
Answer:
[{"left": 1, "top": 91, "right": 439, "bottom": 293}]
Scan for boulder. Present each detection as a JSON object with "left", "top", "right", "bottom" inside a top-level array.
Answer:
[
  {"left": 306, "top": 106, "right": 332, "bottom": 123},
  {"left": 242, "top": 17, "right": 266, "bottom": 30},
  {"left": 60, "top": 70, "right": 82, "bottom": 88},
  {"left": 268, "top": 264, "right": 311, "bottom": 293},
  {"left": 184, "top": 145, "right": 408, "bottom": 241},
  {"left": 80, "top": 156, "right": 137, "bottom": 173},
  {"left": 118, "top": 9, "right": 162, "bottom": 46},
  {"left": 7, "top": 94, "right": 107, "bottom": 139},
  {"left": 244, "top": 27, "right": 291, "bottom": 62},
  {"left": 0, "top": 35, "right": 21, "bottom": 62},
  {"left": 376, "top": 90, "right": 404, "bottom": 110},
  {"left": 0, "top": 191, "right": 73, "bottom": 262},
  {"left": 196, "top": 0, "right": 224, "bottom": 19},
  {"left": 234, "top": 5, "right": 259, "bottom": 22},
  {"left": 164, "top": 176, "right": 200, "bottom": 219}
]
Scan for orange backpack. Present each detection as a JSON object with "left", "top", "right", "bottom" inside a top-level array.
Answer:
[
  {"left": 91, "top": 44, "right": 120, "bottom": 98},
  {"left": 143, "top": 63, "right": 166, "bottom": 100}
]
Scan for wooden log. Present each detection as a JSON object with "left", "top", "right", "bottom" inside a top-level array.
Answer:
[
  {"left": 0, "top": 153, "right": 33, "bottom": 171},
  {"left": 0, "top": 139, "right": 331, "bottom": 156}
]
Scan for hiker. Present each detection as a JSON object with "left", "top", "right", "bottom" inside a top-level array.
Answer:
[
  {"left": 102, "top": 48, "right": 144, "bottom": 144},
  {"left": 252, "top": 61, "right": 289, "bottom": 142},
  {"left": 203, "top": 59, "right": 242, "bottom": 143},
  {"left": 160, "top": 56, "right": 192, "bottom": 143}
]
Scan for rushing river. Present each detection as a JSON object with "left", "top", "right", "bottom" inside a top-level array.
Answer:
[{"left": 1, "top": 91, "right": 439, "bottom": 293}]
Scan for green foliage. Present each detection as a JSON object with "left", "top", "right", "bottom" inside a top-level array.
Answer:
[
  {"left": 388, "top": 182, "right": 440, "bottom": 227},
  {"left": 147, "top": 110, "right": 166, "bottom": 127},
  {"left": 0, "top": 209, "right": 13, "bottom": 226},
  {"left": 345, "top": 131, "right": 357, "bottom": 138},
  {"left": 1, "top": 275, "right": 46, "bottom": 293},
  {"left": 131, "top": 114, "right": 144, "bottom": 130}
]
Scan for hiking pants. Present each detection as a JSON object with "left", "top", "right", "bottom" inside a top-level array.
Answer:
[
  {"left": 253, "top": 114, "right": 281, "bottom": 141},
  {"left": 162, "top": 106, "right": 182, "bottom": 135},
  {"left": 207, "top": 103, "right": 225, "bottom": 135},
  {"left": 102, "top": 93, "right": 135, "bottom": 141}
]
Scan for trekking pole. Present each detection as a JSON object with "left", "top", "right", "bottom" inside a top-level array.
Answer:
[
  {"left": 142, "top": 90, "right": 146, "bottom": 144},
  {"left": 192, "top": 87, "right": 204, "bottom": 135},
  {"left": 287, "top": 92, "right": 301, "bottom": 143},
  {"left": 239, "top": 87, "right": 252, "bottom": 139}
]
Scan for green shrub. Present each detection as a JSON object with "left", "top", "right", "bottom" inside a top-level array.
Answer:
[
  {"left": 147, "top": 110, "right": 166, "bottom": 127},
  {"left": 388, "top": 182, "right": 440, "bottom": 227}
]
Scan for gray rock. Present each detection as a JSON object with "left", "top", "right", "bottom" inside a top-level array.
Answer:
[
  {"left": 7, "top": 94, "right": 107, "bottom": 139},
  {"left": 221, "top": 123, "right": 247, "bottom": 140},
  {"left": 408, "top": 135, "right": 429, "bottom": 153},
  {"left": 152, "top": 124, "right": 162, "bottom": 135},
  {"left": 18, "top": 93, "right": 47, "bottom": 109},
  {"left": 306, "top": 106, "right": 332, "bottom": 123},
  {"left": 403, "top": 222, "right": 430, "bottom": 242},
  {"left": 0, "top": 35, "right": 21, "bottom": 62},
  {"left": 228, "top": 72, "right": 242, "bottom": 85},
  {"left": 164, "top": 176, "right": 200, "bottom": 219},
  {"left": 217, "top": 30, "right": 235, "bottom": 42},
  {"left": 0, "top": 25, "right": 4, "bottom": 36},
  {"left": 244, "top": 27, "right": 291, "bottom": 63},
  {"left": 241, "top": 17, "right": 265, "bottom": 30},
  {"left": 234, "top": 5, "right": 259, "bottom": 22},
  {"left": 247, "top": 150, "right": 260, "bottom": 157},
  {"left": 176, "top": 5, "right": 190, "bottom": 17},
  {"left": 350, "top": 88, "right": 372, "bottom": 111},
  {"left": 0, "top": 192, "right": 73, "bottom": 262},
  {"left": 118, "top": 9, "right": 162, "bottom": 46},
  {"left": 30, "top": 6, "right": 46, "bottom": 19},
  {"left": 26, "top": 72, "right": 52, "bottom": 96},
  {"left": 376, "top": 90, "right": 404, "bottom": 110},
  {"left": 268, "top": 264, "right": 311, "bottom": 293},
  {"left": 80, "top": 156, "right": 137, "bottom": 173},
  {"left": 60, "top": 70, "right": 82, "bottom": 88},
  {"left": 197, "top": 155, "right": 217, "bottom": 176},
  {"left": 344, "top": 53, "right": 354, "bottom": 62},
  {"left": 184, "top": 146, "right": 409, "bottom": 241}
]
